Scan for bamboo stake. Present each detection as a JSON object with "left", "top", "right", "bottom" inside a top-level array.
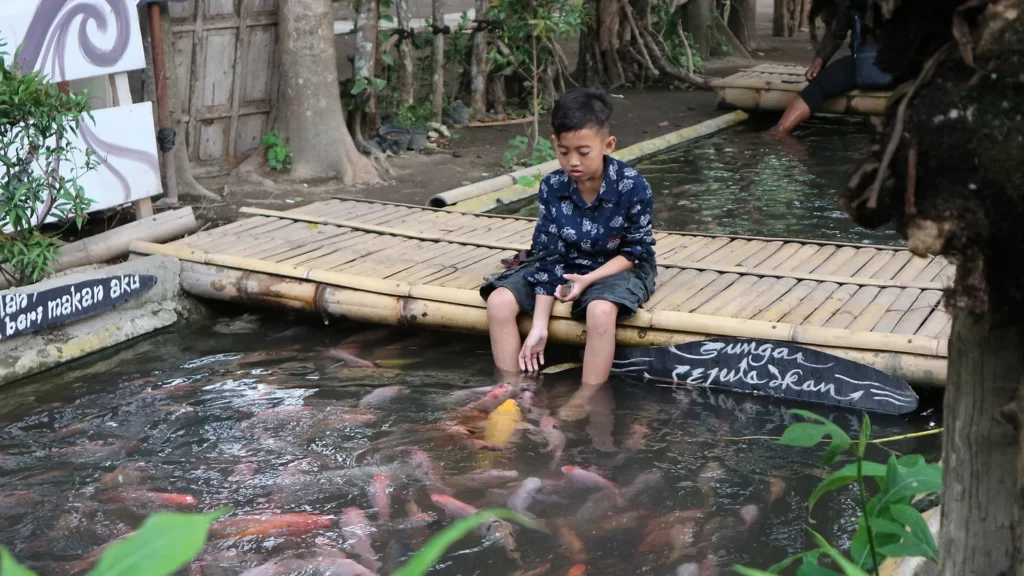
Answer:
[
  {"left": 135, "top": 241, "right": 949, "bottom": 359},
  {"left": 176, "top": 262, "right": 949, "bottom": 385},
  {"left": 239, "top": 208, "right": 944, "bottom": 291}
]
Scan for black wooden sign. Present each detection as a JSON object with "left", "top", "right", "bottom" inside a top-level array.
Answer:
[
  {"left": 612, "top": 338, "right": 919, "bottom": 415},
  {"left": 0, "top": 274, "right": 157, "bottom": 341}
]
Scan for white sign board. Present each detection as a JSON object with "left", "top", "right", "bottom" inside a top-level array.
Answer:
[{"left": 0, "top": 0, "right": 162, "bottom": 222}]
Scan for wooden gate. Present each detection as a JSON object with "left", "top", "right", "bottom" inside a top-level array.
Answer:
[{"left": 169, "top": 0, "right": 278, "bottom": 177}]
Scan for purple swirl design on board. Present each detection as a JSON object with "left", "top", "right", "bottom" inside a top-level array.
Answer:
[
  {"left": 18, "top": 0, "right": 131, "bottom": 80},
  {"left": 79, "top": 119, "right": 160, "bottom": 202}
]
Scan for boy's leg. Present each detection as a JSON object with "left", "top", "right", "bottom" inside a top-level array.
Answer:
[
  {"left": 486, "top": 287, "right": 522, "bottom": 374},
  {"left": 581, "top": 300, "right": 619, "bottom": 385}
]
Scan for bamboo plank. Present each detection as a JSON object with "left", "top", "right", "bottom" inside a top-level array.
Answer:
[
  {"left": 278, "top": 232, "right": 372, "bottom": 267},
  {"left": 756, "top": 243, "right": 803, "bottom": 271},
  {"left": 655, "top": 270, "right": 721, "bottom": 311},
  {"left": 936, "top": 263, "right": 956, "bottom": 287},
  {"left": 247, "top": 228, "right": 349, "bottom": 261},
  {"left": 893, "top": 291, "right": 944, "bottom": 334},
  {"left": 706, "top": 240, "right": 767, "bottom": 267},
  {"left": 692, "top": 276, "right": 761, "bottom": 315},
  {"left": 873, "top": 251, "right": 913, "bottom": 280},
  {"left": 753, "top": 280, "right": 817, "bottom": 322},
  {"left": 652, "top": 267, "right": 683, "bottom": 292},
  {"left": 735, "top": 277, "right": 800, "bottom": 319},
  {"left": 938, "top": 318, "right": 953, "bottom": 338},
  {"left": 435, "top": 251, "right": 508, "bottom": 289},
  {"left": 872, "top": 288, "right": 923, "bottom": 333},
  {"left": 387, "top": 243, "right": 477, "bottom": 282},
  {"left": 338, "top": 239, "right": 420, "bottom": 276},
  {"left": 773, "top": 244, "right": 820, "bottom": 274},
  {"left": 675, "top": 273, "right": 742, "bottom": 313},
  {"left": 694, "top": 239, "right": 749, "bottom": 266},
  {"left": 791, "top": 245, "right": 836, "bottom": 274},
  {"left": 181, "top": 216, "right": 269, "bottom": 247},
  {"left": 917, "top": 307, "right": 952, "bottom": 338},
  {"left": 308, "top": 235, "right": 407, "bottom": 271},
  {"left": 854, "top": 250, "right": 894, "bottom": 278},
  {"left": 662, "top": 237, "right": 729, "bottom": 264},
  {"left": 489, "top": 221, "right": 537, "bottom": 244},
  {"left": 739, "top": 241, "right": 785, "bottom": 268},
  {"left": 360, "top": 205, "right": 422, "bottom": 226},
  {"left": 647, "top": 269, "right": 702, "bottom": 307},
  {"left": 802, "top": 284, "right": 860, "bottom": 327},
  {"left": 682, "top": 237, "right": 739, "bottom": 263},
  {"left": 266, "top": 229, "right": 364, "bottom": 263},
  {"left": 780, "top": 282, "right": 840, "bottom": 325},
  {"left": 285, "top": 200, "right": 336, "bottom": 215},
  {"left": 418, "top": 247, "right": 504, "bottom": 285},
  {"left": 894, "top": 255, "right": 931, "bottom": 282},
  {"left": 812, "top": 246, "right": 859, "bottom": 275},
  {"left": 825, "top": 286, "right": 882, "bottom": 329},
  {"left": 913, "top": 257, "right": 948, "bottom": 284},
  {"left": 834, "top": 248, "right": 878, "bottom": 277},
  {"left": 657, "top": 237, "right": 714, "bottom": 262},
  {"left": 848, "top": 287, "right": 903, "bottom": 331},
  {"left": 713, "top": 277, "right": 779, "bottom": 318}
]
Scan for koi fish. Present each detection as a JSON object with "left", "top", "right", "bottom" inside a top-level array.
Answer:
[
  {"left": 561, "top": 466, "right": 619, "bottom": 493},
  {"left": 552, "top": 519, "right": 586, "bottom": 563},
  {"left": 430, "top": 493, "right": 479, "bottom": 519},
  {"left": 513, "top": 563, "right": 552, "bottom": 576},
  {"left": 484, "top": 399, "right": 522, "bottom": 448},
  {"left": 740, "top": 504, "right": 760, "bottom": 527},
  {"left": 566, "top": 565, "right": 587, "bottom": 576},
  {"left": 368, "top": 472, "right": 391, "bottom": 522},
  {"left": 507, "top": 477, "right": 543, "bottom": 515},
  {"left": 358, "top": 385, "right": 409, "bottom": 408},
  {"left": 211, "top": 513, "right": 336, "bottom": 539},
  {"left": 539, "top": 416, "right": 566, "bottom": 467},
  {"left": 340, "top": 507, "right": 381, "bottom": 572},
  {"left": 102, "top": 490, "right": 198, "bottom": 507},
  {"left": 449, "top": 469, "right": 520, "bottom": 489},
  {"left": 768, "top": 477, "right": 786, "bottom": 505},
  {"left": 468, "top": 383, "right": 514, "bottom": 412}
]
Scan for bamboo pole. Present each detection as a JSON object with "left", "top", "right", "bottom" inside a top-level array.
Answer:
[
  {"left": 177, "top": 262, "right": 948, "bottom": 385},
  {"left": 134, "top": 240, "right": 949, "bottom": 359},
  {"left": 236, "top": 207, "right": 945, "bottom": 291},
  {"left": 0, "top": 207, "right": 197, "bottom": 289}
]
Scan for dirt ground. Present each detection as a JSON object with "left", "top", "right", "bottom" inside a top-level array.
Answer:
[{"left": 177, "top": 16, "right": 819, "bottom": 229}]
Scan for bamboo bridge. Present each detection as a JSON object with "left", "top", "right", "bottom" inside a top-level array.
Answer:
[
  {"left": 712, "top": 64, "right": 893, "bottom": 116},
  {"left": 131, "top": 197, "right": 952, "bottom": 386}
]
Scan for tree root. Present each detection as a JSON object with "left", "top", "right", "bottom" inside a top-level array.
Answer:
[{"left": 347, "top": 110, "right": 396, "bottom": 180}]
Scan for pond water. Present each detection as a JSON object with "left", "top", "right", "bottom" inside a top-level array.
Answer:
[
  {"left": 512, "top": 116, "right": 904, "bottom": 246},
  {"left": 0, "top": 315, "right": 940, "bottom": 575}
]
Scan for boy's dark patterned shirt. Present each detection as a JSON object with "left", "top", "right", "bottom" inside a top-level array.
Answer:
[{"left": 525, "top": 156, "right": 656, "bottom": 296}]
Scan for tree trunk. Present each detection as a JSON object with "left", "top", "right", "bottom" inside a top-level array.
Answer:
[
  {"left": 488, "top": 73, "right": 506, "bottom": 117},
  {"left": 469, "top": 0, "right": 490, "bottom": 120},
  {"left": 353, "top": 0, "right": 379, "bottom": 129},
  {"left": 685, "top": 0, "right": 712, "bottom": 60},
  {"left": 940, "top": 312, "right": 1022, "bottom": 576},
  {"left": 728, "top": 0, "right": 760, "bottom": 51},
  {"left": 395, "top": 0, "right": 415, "bottom": 108},
  {"left": 276, "top": 0, "right": 378, "bottom": 183},
  {"left": 713, "top": 13, "right": 752, "bottom": 59},
  {"left": 431, "top": 0, "right": 445, "bottom": 122}
]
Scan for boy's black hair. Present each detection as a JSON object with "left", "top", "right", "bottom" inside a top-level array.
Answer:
[{"left": 550, "top": 86, "right": 614, "bottom": 136}]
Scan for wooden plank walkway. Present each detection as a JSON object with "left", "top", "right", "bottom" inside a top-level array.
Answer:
[
  {"left": 133, "top": 198, "right": 952, "bottom": 385},
  {"left": 711, "top": 63, "right": 892, "bottom": 116}
]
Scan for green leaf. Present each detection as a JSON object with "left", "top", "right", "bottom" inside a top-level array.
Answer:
[
  {"left": 808, "top": 461, "right": 888, "bottom": 514},
  {"left": 807, "top": 527, "right": 871, "bottom": 576},
  {"left": 382, "top": 54, "right": 397, "bottom": 66},
  {"left": 781, "top": 410, "right": 853, "bottom": 465},
  {"left": 869, "top": 456, "right": 942, "bottom": 515},
  {"left": 1, "top": 548, "right": 37, "bottom": 576},
  {"left": 393, "top": 509, "right": 535, "bottom": 576},
  {"left": 382, "top": 14, "right": 395, "bottom": 23},
  {"left": 516, "top": 176, "right": 538, "bottom": 187},
  {"left": 875, "top": 504, "right": 938, "bottom": 561},
  {"left": 767, "top": 549, "right": 823, "bottom": 573},
  {"left": 857, "top": 413, "right": 870, "bottom": 459},
  {"left": 778, "top": 422, "right": 829, "bottom": 447},
  {"left": 85, "top": 509, "right": 228, "bottom": 576},
  {"left": 795, "top": 563, "right": 844, "bottom": 576},
  {"left": 732, "top": 567, "right": 778, "bottom": 576}
]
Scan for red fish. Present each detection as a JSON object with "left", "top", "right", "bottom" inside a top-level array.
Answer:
[
  {"left": 340, "top": 507, "right": 381, "bottom": 572},
  {"left": 768, "top": 477, "right": 786, "bottom": 505},
  {"left": 463, "top": 438, "right": 504, "bottom": 452},
  {"left": 561, "top": 466, "right": 619, "bottom": 493},
  {"left": 229, "top": 462, "right": 256, "bottom": 482},
  {"left": 324, "top": 346, "right": 379, "bottom": 369},
  {"left": 623, "top": 421, "right": 650, "bottom": 452},
  {"left": 467, "top": 383, "right": 514, "bottom": 412},
  {"left": 740, "top": 504, "right": 760, "bottom": 527},
  {"left": 507, "top": 477, "right": 543, "bottom": 515},
  {"left": 103, "top": 490, "right": 198, "bottom": 507},
  {"left": 368, "top": 472, "right": 391, "bottom": 522},
  {"left": 211, "top": 513, "right": 335, "bottom": 539},
  {"left": 566, "top": 565, "right": 587, "bottom": 576},
  {"left": 552, "top": 519, "right": 586, "bottom": 563},
  {"left": 540, "top": 417, "right": 566, "bottom": 467},
  {"left": 430, "top": 493, "right": 481, "bottom": 520},
  {"left": 449, "top": 469, "right": 520, "bottom": 490},
  {"left": 513, "top": 563, "right": 552, "bottom": 576}
]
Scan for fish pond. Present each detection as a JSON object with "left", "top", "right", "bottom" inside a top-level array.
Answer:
[
  {"left": 509, "top": 116, "right": 903, "bottom": 246},
  {"left": 0, "top": 315, "right": 941, "bottom": 575}
]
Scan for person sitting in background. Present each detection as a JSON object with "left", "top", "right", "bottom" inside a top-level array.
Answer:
[
  {"left": 481, "top": 86, "right": 657, "bottom": 418},
  {"left": 769, "top": 0, "right": 893, "bottom": 136}
]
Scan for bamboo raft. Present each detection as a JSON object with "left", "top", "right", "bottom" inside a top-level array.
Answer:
[
  {"left": 131, "top": 198, "right": 953, "bottom": 386},
  {"left": 712, "top": 64, "right": 892, "bottom": 116}
]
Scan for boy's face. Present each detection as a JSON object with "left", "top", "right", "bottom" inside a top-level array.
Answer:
[{"left": 552, "top": 127, "right": 617, "bottom": 185}]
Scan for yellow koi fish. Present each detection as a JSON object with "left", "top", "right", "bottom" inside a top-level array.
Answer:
[{"left": 484, "top": 399, "right": 522, "bottom": 448}]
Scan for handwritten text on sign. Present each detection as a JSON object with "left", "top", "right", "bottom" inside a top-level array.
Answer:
[
  {"left": 0, "top": 275, "right": 157, "bottom": 341},
  {"left": 612, "top": 338, "right": 919, "bottom": 415}
]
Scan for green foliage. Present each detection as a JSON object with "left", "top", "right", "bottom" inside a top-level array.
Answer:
[
  {"left": 0, "top": 509, "right": 226, "bottom": 576},
  {"left": 736, "top": 411, "right": 941, "bottom": 575},
  {"left": 0, "top": 43, "right": 96, "bottom": 285},
  {"left": 393, "top": 104, "right": 434, "bottom": 130},
  {"left": 503, "top": 136, "right": 555, "bottom": 171},
  {"left": 394, "top": 509, "right": 536, "bottom": 576},
  {"left": 650, "top": 3, "right": 705, "bottom": 73},
  {"left": 260, "top": 131, "right": 292, "bottom": 172}
]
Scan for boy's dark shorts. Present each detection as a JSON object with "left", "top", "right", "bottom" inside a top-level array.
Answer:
[{"left": 480, "top": 258, "right": 658, "bottom": 321}]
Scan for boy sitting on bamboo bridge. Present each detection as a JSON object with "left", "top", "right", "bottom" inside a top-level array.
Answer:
[{"left": 481, "top": 86, "right": 657, "bottom": 418}]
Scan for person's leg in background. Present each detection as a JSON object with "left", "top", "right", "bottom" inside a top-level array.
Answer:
[{"left": 770, "top": 55, "right": 857, "bottom": 136}]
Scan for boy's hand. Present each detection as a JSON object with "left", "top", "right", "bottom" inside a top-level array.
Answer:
[
  {"left": 519, "top": 328, "right": 548, "bottom": 374},
  {"left": 805, "top": 57, "right": 824, "bottom": 80},
  {"left": 556, "top": 274, "right": 590, "bottom": 302}
]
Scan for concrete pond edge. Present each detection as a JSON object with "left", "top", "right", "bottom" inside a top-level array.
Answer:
[{"left": 427, "top": 109, "right": 751, "bottom": 213}]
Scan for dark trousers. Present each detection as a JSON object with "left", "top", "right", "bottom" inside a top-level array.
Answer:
[{"left": 799, "top": 55, "right": 856, "bottom": 112}]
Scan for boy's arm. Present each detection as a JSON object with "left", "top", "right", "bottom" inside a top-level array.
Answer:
[
  {"left": 524, "top": 178, "right": 565, "bottom": 298},
  {"left": 618, "top": 175, "right": 657, "bottom": 265}
]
